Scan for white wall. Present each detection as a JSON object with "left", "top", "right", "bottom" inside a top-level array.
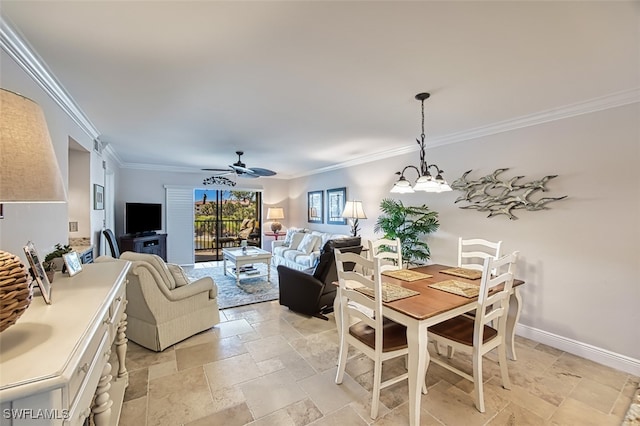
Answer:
[
  {"left": 287, "top": 103, "right": 640, "bottom": 371},
  {"left": 68, "top": 145, "right": 91, "bottom": 238},
  {"left": 0, "top": 50, "right": 103, "bottom": 259}
]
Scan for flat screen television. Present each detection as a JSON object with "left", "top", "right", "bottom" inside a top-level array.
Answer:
[{"left": 125, "top": 202, "right": 162, "bottom": 236}]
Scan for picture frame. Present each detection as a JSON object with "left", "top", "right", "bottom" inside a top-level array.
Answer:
[
  {"left": 308, "top": 190, "right": 324, "bottom": 223},
  {"left": 326, "top": 187, "right": 347, "bottom": 225},
  {"left": 94, "top": 184, "right": 104, "bottom": 210},
  {"left": 63, "top": 251, "right": 83, "bottom": 277},
  {"left": 23, "top": 241, "right": 52, "bottom": 304}
]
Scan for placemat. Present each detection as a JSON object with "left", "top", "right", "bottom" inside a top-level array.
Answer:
[
  {"left": 440, "top": 267, "right": 483, "bottom": 280},
  {"left": 381, "top": 269, "right": 433, "bottom": 282},
  {"left": 355, "top": 283, "right": 420, "bottom": 303},
  {"left": 429, "top": 280, "right": 480, "bottom": 298}
]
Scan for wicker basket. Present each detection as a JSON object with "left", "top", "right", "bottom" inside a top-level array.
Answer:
[{"left": 0, "top": 250, "right": 34, "bottom": 333}]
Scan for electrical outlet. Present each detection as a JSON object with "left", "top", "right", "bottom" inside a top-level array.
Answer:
[{"left": 69, "top": 221, "right": 78, "bottom": 232}]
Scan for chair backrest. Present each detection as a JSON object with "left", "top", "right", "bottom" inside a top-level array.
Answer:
[
  {"left": 335, "top": 249, "right": 383, "bottom": 344},
  {"left": 458, "top": 238, "right": 502, "bottom": 271},
  {"left": 313, "top": 237, "right": 362, "bottom": 285},
  {"left": 103, "top": 229, "right": 121, "bottom": 258},
  {"left": 474, "top": 251, "right": 518, "bottom": 345},
  {"left": 368, "top": 237, "right": 402, "bottom": 272}
]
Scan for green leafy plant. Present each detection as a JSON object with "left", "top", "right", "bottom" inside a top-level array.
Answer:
[
  {"left": 374, "top": 198, "right": 440, "bottom": 266},
  {"left": 43, "top": 243, "right": 72, "bottom": 271}
]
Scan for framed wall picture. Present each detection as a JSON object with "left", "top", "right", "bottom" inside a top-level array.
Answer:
[
  {"left": 326, "top": 187, "right": 347, "bottom": 225},
  {"left": 23, "top": 241, "right": 52, "bottom": 304},
  {"left": 94, "top": 184, "right": 104, "bottom": 210},
  {"left": 308, "top": 190, "right": 324, "bottom": 223},
  {"left": 63, "top": 251, "right": 83, "bottom": 277}
]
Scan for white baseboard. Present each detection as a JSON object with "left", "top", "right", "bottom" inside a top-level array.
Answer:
[{"left": 516, "top": 324, "right": 640, "bottom": 376}]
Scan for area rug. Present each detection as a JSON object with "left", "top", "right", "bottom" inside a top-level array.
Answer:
[
  {"left": 624, "top": 385, "right": 640, "bottom": 425},
  {"left": 185, "top": 265, "right": 279, "bottom": 310}
]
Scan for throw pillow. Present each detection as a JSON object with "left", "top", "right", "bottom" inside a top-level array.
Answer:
[
  {"left": 168, "top": 264, "right": 190, "bottom": 287},
  {"left": 297, "top": 234, "right": 320, "bottom": 254},
  {"left": 283, "top": 228, "right": 302, "bottom": 247},
  {"left": 289, "top": 232, "right": 306, "bottom": 250}
]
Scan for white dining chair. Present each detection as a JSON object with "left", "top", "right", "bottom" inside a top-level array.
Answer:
[
  {"left": 458, "top": 237, "right": 502, "bottom": 271},
  {"left": 426, "top": 251, "right": 519, "bottom": 413},
  {"left": 368, "top": 237, "right": 403, "bottom": 272},
  {"left": 334, "top": 249, "right": 409, "bottom": 419}
]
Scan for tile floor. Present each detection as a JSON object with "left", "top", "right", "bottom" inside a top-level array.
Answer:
[{"left": 118, "top": 301, "right": 637, "bottom": 425}]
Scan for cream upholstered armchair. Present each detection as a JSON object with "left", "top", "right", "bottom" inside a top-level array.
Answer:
[{"left": 118, "top": 251, "right": 220, "bottom": 351}]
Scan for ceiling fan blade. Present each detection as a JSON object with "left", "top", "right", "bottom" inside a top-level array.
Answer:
[
  {"left": 230, "top": 164, "right": 255, "bottom": 174},
  {"left": 248, "top": 167, "right": 277, "bottom": 177},
  {"left": 237, "top": 173, "right": 260, "bottom": 179},
  {"left": 202, "top": 168, "right": 232, "bottom": 172}
]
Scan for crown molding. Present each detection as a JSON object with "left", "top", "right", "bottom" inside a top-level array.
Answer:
[
  {"left": 1, "top": 17, "right": 101, "bottom": 142},
  {"left": 293, "top": 87, "right": 640, "bottom": 179}
]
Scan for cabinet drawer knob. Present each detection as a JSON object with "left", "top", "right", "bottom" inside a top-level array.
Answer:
[
  {"left": 79, "top": 363, "right": 89, "bottom": 374},
  {"left": 116, "top": 296, "right": 122, "bottom": 302}
]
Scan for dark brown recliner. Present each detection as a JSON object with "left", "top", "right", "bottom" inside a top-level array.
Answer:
[{"left": 277, "top": 237, "right": 362, "bottom": 320}]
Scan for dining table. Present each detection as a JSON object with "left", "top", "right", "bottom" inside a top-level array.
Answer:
[{"left": 333, "top": 263, "right": 525, "bottom": 426}]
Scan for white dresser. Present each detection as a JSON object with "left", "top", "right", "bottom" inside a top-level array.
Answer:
[{"left": 0, "top": 260, "right": 131, "bottom": 426}]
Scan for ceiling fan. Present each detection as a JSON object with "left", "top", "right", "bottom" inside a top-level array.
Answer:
[{"left": 202, "top": 151, "right": 277, "bottom": 179}]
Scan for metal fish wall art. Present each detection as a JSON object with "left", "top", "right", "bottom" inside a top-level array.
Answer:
[{"left": 450, "top": 168, "right": 567, "bottom": 220}]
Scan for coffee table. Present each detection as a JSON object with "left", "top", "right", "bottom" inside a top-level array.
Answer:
[{"left": 222, "top": 247, "right": 272, "bottom": 286}]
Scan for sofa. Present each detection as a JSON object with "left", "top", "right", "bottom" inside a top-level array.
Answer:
[
  {"left": 108, "top": 251, "right": 220, "bottom": 351},
  {"left": 271, "top": 228, "right": 351, "bottom": 271},
  {"left": 277, "top": 237, "right": 362, "bottom": 319}
]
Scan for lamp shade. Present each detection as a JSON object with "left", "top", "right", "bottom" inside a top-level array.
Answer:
[
  {"left": 0, "top": 89, "right": 66, "bottom": 203},
  {"left": 266, "top": 207, "right": 285, "bottom": 220},
  {"left": 341, "top": 201, "right": 367, "bottom": 219}
]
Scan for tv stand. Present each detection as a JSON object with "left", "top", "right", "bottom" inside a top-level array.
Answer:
[{"left": 119, "top": 234, "right": 167, "bottom": 261}]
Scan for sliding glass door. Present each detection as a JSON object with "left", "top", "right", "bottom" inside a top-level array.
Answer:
[{"left": 194, "top": 189, "right": 262, "bottom": 262}]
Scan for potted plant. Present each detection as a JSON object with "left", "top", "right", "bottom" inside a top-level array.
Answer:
[
  {"left": 43, "top": 243, "right": 73, "bottom": 281},
  {"left": 374, "top": 198, "right": 440, "bottom": 266}
]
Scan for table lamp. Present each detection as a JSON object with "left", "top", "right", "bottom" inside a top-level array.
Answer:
[
  {"left": 341, "top": 201, "right": 367, "bottom": 237},
  {"left": 0, "top": 88, "right": 66, "bottom": 331},
  {"left": 266, "top": 207, "right": 285, "bottom": 234}
]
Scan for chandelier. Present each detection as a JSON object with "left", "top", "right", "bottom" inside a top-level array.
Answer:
[{"left": 390, "top": 93, "right": 451, "bottom": 193}]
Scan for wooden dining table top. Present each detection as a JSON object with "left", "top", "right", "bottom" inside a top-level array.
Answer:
[{"left": 378, "top": 264, "right": 525, "bottom": 321}]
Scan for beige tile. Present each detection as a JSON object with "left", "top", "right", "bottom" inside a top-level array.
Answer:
[
  {"left": 370, "top": 400, "right": 441, "bottom": 425},
  {"left": 119, "top": 396, "right": 147, "bottom": 426},
  {"left": 549, "top": 397, "right": 621, "bottom": 426},
  {"left": 176, "top": 335, "right": 248, "bottom": 370},
  {"left": 251, "top": 317, "right": 304, "bottom": 341},
  {"left": 216, "top": 318, "right": 255, "bottom": 338},
  {"left": 125, "top": 341, "right": 176, "bottom": 371},
  {"left": 247, "top": 409, "right": 296, "bottom": 426},
  {"left": 299, "top": 367, "right": 369, "bottom": 415},
  {"left": 307, "top": 405, "right": 368, "bottom": 425},
  {"left": 420, "top": 380, "right": 508, "bottom": 426},
  {"left": 209, "top": 383, "right": 247, "bottom": 413},
  {"left": 185, "top": 402, "right": 254, "bottom": 426},
  {"left": 286, "top": 313, "right": 338, "bottom": 337},
  {"left": 245, "top": 334, "right": 294, "bottom": 362},
  {"left": 147, "top": 359, "right": 177, "bottom": 381},
  {"left": 487, "top": 401, "right": 546, "bottom": 425},
  {"left": 286, "top": 398, "right": 324, "bottom": 425},
  {"left": 240, "top": 369, "right": 307, "bottom": 418},
  {"left": 123, "top": 367, "right": 148, "bottom": 402},
  {"left": 275, "top": 349, "right": 317, "bottom": 380},
  {"left": 570, "top": 376, "right": 620, "bottom": 414},
  {"left": 147, "top": 366, "right": 215, "bottom": 425},
  {"left": 256, "top": 357, "right": 285, "bottom": 375},
  {"left": 174, "top": 327, "right": 219, "bottom": 350},
  {"left": 553, "top": 352, "right": 629, "bottom": 391},
  {"left": 486, "top": 376, "right": 557, "bottom": 420},
  {"left": 289, "top": 329, "right": 342, "bottom": 373},
  {"left": 204, "top": 352, "right": 263, "bottom": 391}
]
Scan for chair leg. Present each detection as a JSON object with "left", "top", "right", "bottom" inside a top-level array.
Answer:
[
  {"left": 447, "top": 346, "right": 455, "bottom": 358},
  {"left": 335, "top": 337, "right": 349, "bottom": 385},
  {"left": 370, "top": 358, "right": 382, "bottom": 419},
  {"left": 472, "top": 351, "right": 485, "bottom": 413},
  {"left": 498, "top": 344, "right": 511, "bottom": 390}
]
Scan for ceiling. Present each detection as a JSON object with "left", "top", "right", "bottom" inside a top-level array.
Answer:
[{"left": 2, "top": 1, "right": 638, "bottom": 179}]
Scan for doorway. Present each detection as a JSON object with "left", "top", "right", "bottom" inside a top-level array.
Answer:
[{"left": 194, "top": 189, "right": 262, "bottom": 262}]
